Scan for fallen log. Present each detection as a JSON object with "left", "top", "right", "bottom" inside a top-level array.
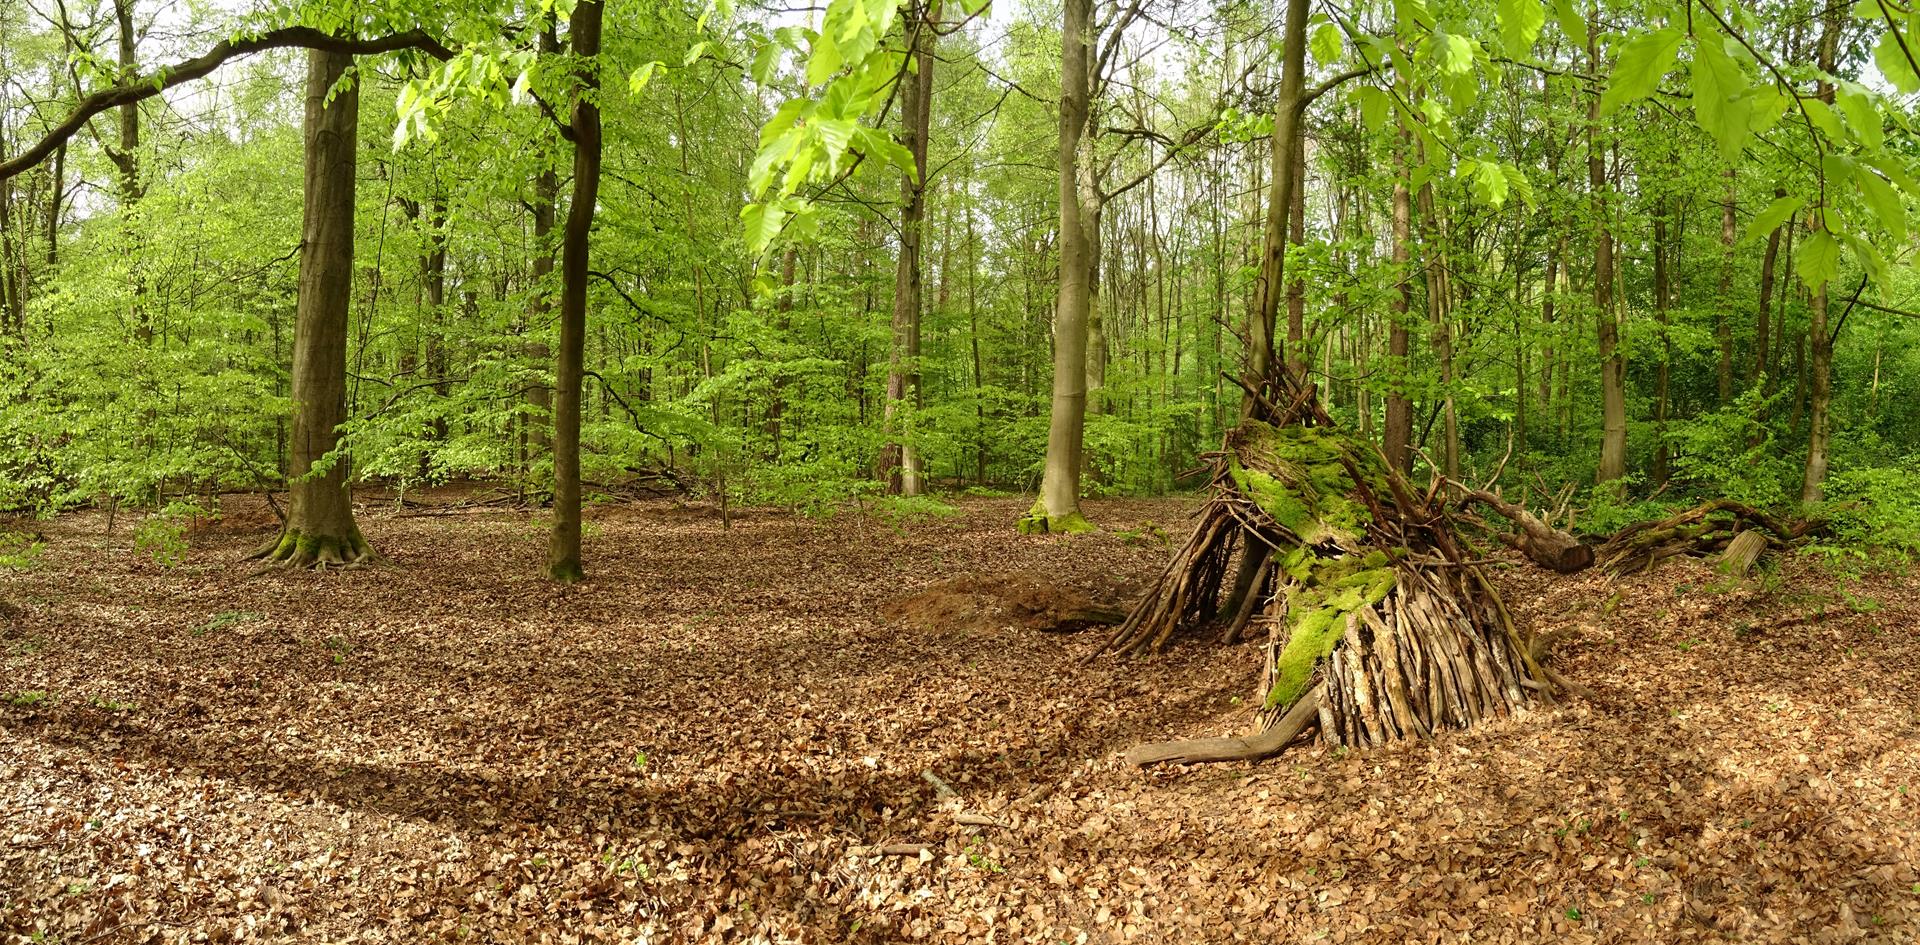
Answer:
[
  {"left": 1594, "top": 499, "right": 1814, "bottom": 576},
  {"left": 1714, "top": 529, "right": 1769, "bottom": 577}
]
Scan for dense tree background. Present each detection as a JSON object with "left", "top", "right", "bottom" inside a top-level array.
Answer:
[{"left": 2, "top": 0, "right": 1917, "bottom": 563}]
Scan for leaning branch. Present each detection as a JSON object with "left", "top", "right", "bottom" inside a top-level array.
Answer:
[{"left": 0, "top": 26, "right": 455, "bottom": 182}]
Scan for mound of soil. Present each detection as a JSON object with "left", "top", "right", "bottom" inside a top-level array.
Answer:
[{"left": 881, "top": 571, "right": 1130, "bottom": 634}]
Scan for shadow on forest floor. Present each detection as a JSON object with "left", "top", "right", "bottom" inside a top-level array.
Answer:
[{"left": 3, "top": 494, "right": 1918, "bottom": 943}]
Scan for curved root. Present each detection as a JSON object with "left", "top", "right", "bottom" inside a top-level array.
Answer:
[
  {"left": 248, "top": 526, "right": 377, "bottom": 571},
  {"left": 1125, "top": 684, "right": 1324, "bottom": 767}
]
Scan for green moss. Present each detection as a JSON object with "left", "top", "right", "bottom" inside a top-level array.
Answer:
[
  {"left": 1230, "top": 422, "right": 1388, "bottom": 547},
  {"left": 1263, "top": 552, "right": 1397, "bottom": 709},
  {"left": 1017, "top": 500, "right": 1098, "bottom": 535}
]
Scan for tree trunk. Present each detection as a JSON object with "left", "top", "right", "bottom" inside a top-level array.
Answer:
[
  {"left": 1382, "top": 128, "right": 1414, "bottom": 475},
  {"left": 1588, "top": 21, "right": 1627, "bottom": 488},
  {"left": 881, "top": 4, "right": 936, "bottom": 496},
  {"left": 1022, "top": 0, "right": 1095, "bottom": 534},
  {"left": 1754, "top": 190, "right": 1782, "bottom": 391},
  {"left": 419, "top": 195, "right": 449, "bottom": 474},
  {"left": 1285, "top": 130, "right": 1307, "bottom": 384},
  {"left": 1800, "top": 4, "right": 1842, "bottom": 505},
  {"left": 1652, "top": 209, "right": 1671, "bottom": 485},
  {"left": 1714, "top": 174, "right": 1735, "bottom": 404},
  {"left": 1243, "top": 0, "right": 1309, "bottom": 408},
  {"left": 546, "top": 0, "right": 603, "bottom": 582},
  {"left": 254, "top": 48, "right": 372, "bottom": 569},
  {"left": 526, "top": 109, "right": 557, "bottom": 475}
]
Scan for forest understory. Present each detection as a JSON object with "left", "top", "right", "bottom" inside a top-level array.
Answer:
[{"left": 3, "top": 494, "right": 1918, "bottom": 945}]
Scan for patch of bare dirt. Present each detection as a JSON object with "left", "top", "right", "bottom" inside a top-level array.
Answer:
[
  {"left": 880, "top": 571, "right": 1132, "bottom": 634},
  {"left": 2, "top": 494, "right": 1917, "bottom": 944}
]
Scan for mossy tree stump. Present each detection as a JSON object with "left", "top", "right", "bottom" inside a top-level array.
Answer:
[{"left": 1111, "top": 419, "right": 1552, "bottom": 765}]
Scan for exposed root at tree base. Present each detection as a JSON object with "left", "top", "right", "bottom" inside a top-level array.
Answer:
[{"left": 247, "top": 527, "right": 378, "bottom": 572}]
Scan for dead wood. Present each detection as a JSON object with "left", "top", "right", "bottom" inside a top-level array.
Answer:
[
  {"left": 1595, "top": 499, "right": 1815, "bottom": 576},
  {"left": 1112, "top": 372, "right": 1550, "bottom": 766},
  {"left": 1126, "top": 684, "right": 1325, "bottom": 767},
  {"left": 1715, "top": 529, "right": 1770, "bottom": 577},
  {"left": 1457, "top": 488, "right": 1594, "bottom": 573}
]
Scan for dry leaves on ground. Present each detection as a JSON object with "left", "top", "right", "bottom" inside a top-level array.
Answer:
[{"left": 2, "top": 494, "right": 1917, "bottom": 943}]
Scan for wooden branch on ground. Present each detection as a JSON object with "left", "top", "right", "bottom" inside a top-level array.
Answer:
[{"left": 1125, "top": 684, "right": 1324, "bottom": 767}]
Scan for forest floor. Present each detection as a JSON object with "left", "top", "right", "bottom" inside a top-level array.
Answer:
[{"left": 3, "top": 492, "right": 1918, "bottom": 945}]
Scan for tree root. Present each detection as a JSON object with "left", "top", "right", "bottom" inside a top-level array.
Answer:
[
  {"left": 1126, "top": 684, "right": 1324, "bottom": 767},
  {"left": 247, "top": 526, "right": 378, "bottom": 572}
]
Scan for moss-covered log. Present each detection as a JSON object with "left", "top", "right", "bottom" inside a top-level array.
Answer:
[
  {"left": 1593, "top": 499, "right": 1816, "bottom": 576},
  {"left": 1116, "top": 417, "right": 1551, "bottom": 766}
]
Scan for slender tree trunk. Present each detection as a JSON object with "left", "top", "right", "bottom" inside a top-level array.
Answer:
[
  {"left": 1244, "top": 0, "right": 1310, "bottom": 405},
  {"left": 526, "top": 89, "right": 557, "bottom": 476},
  {"left": 420, "top": 196, "right": 449, "bottom": 473},
  {"left": 255, "top": 48, "right": 371, "bottom": 568},
  {"left": 881, "top": 3, "right": 936, "bottom": 496},
  {"left": 1023, "top": 0, "right": 1095, "bottom": 533},
  {"left": 1382, "top": 128, "right": 1414, "bottom": 474},
  {"left": 546, "top": 0, "right": 604, "bottom": 582},
  {"left": 1413, "top": 138, "right": 1458, "bottom": 482},
  {"left": 1652, "top": 209, "right": 1672, "bottom": 484},
  {"left": 1715, "top": 174, "right": 1735, "bottom": 404},
  {"left": 1588, "top": 19, "right": 1627, "bottom": 487},
  {"left": 45, "top": 144, "right": 63, "bottom": 268},
  {"left": 966, "top": 201, "right": 987, "bottom": 485},
  {"left": 1801, "top": 3, "right": 1843, "bottom": 504},
  {"left": 1755, "top": 190, "right": 1782, "bottom": 392},
  {"left": 0, "top": 175, "right": 20, "bottom": 336},
  {"left": 1285, "top": 131, "right": 1307, "bottom": 386}
]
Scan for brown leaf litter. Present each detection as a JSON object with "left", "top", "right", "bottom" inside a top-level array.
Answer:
[{"left": 2, "top": 494, "right": 1917, "bottom": 943}]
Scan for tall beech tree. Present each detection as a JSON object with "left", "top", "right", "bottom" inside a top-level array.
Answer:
[{"left": 255, "top": 47, "right": 371, "bottom": 568}]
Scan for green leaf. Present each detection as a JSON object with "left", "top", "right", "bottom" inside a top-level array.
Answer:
[
  {"left": 806, "top": 29, "right": 843, "bottom": 85},
  {"left": 1836, "top": 83, "right": 1884, "bottom": 149},
  {"left": 1747, "top": 194, "right": 1805, "bottom": 243},
  {"left": 1873, "top": 28, "right": 1920, "bottom": 95},
  {"left": 751, "top": 41, "right": 781, "bottom": 84},
  {"left": 1839, "top": 231, "right": 1890, "bottom": 287},
  {"left": 1550, "top": 0, "right": 1587, "bottom": 48},
  {"left": 1428, "top": 29, "right": 1476, "bottom": 75},
  {"left": 1796, "top": 228, "right": 1840, "bottom": 290},
  {"left": 1690, "top": 35, "right": 1753, "bottom": 161},
  {"left": 1850, "top": 162, "right": 1906, "bottom": 240},
  {"left": 1801, "top": 98, "right": 1845, "bottom": 144},
  {"left": 1468, "top": 159, "right": 1510, "bottom": 207},
  {"left": 854, "top": 126, "right": 917, "bottom": 180},
  {"left": 1860, "top": 153, "right": 1920, "bottom": 200},
  {"left": 629, "top": 61, "right": 662, "bottom": 94},
  {"left": 1311, "top": 22, "right": 1343, "bottom": 65},
  {"left": 1355, "top": 86, "right": 1390, "bottom": 132},
  {"left": 1503, "top": 161, "right": 1536, "bottom": 207},
  {"left": 812, "top": 117, "right": 858, "bottom": 169},
  {"left": 1598, "top": 28, "right": 1682, "bottom": 116},
  {"left": 741, "top": 201, "right": 788, "bottom": 254},
  {"left": 683, "top": 41, "right": 710, "bottom": 67},
  {"left": 1497, "top": 0, "right": 1546, "bottom": 55}
]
